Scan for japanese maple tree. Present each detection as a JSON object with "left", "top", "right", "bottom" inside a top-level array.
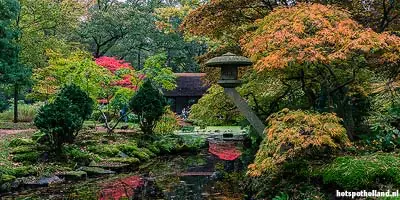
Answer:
[{"left": 239, "top": 3, "right": 400, "bottom": 139}]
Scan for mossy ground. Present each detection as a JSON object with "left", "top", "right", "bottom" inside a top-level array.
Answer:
[{"left": 0, "top": 128, "right": 206, "bottom": 194}]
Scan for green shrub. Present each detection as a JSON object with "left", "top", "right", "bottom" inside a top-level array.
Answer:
[
  {"left": 154, "top": 107, "right": 179, "bottom": 135},
  {"left": 57, "top": 84, "right": 93, "bottom": 120},
  {"left": 189, "top": 85, "right": 244, "bottom": 126},
  {"left": 34, "top": 85, "right": 93, "bottom": 152},
  {"left": 130, "top": 79, "right": 167, "bottom": 134},
  {"left": 321, "top": 153, "right": 400, "bottom": 189}
]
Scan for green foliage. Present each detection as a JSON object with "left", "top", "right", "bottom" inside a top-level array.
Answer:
[
  {"left": 154, "top": 107, "right": 180, "bottom": 135},
  {"left": 130, "top": 79, "right": 167, "bottom": 134},
  {"left": 109, "top": 88, "right": 135, "bottom": 113},
  {"left": 140, "top": 53, "right": 176, "bottom": 90},
  {"left": 31, "top": 50, "right": 113, "bottom": 101},
  {"left": 248, "top": 109, "right": 350, "bottom": 177},
  {"left": 321, "top": 153, "right": 400, "bottom": 189},
  {"left": 272, "top": 193, "right": 289, "bottom": 200},
  {"left": 190, "top": 84, "right": 244, "bottom": 126},
  {"left": 34, "top": 85, "right": 93, "bottom": 152},
  {"left": 0, "top": 91, "right": 9, "bottom": 112},
  {"left": 366, "top": 92, "right": 400, "bottom": 151},
  {"left": 58, "top": 85, "right": 93, "bottom": 120}
]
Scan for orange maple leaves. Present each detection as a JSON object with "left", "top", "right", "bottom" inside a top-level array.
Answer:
[{"left": 240, "top": 3, "right": 400, "bottom": 71}]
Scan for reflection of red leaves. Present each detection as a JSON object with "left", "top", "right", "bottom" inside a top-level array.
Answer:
[
  {"left": 99, "top": 176, "right": 143, "bottom": 200},
  {"left": 209, "top": 141, "right": 242, "bottom": 161}
]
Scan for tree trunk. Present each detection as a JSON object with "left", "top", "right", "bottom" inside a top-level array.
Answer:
[
  {"left": 336, "top": 96, "right": 355, "bottom": 141},
  {"left": 13, "top": 84, "right": 18, "bottom": 123}
]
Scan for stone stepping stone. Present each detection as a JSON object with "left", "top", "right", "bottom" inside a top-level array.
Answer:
[
  {"left": 20, "top": 176, "right": 64, "bottom": 187},
  {"left": 56, "top": 171, "right": 87, "bottom": 181},
  {"left": 77, "top": 166, "right": 116, "bottom": 176},
  {"left": 89, "top": 161, "right": 130, "bottom": 172}
]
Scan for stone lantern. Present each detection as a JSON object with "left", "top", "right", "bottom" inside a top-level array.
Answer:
[{"left": 206, "top": 53, "right": 266, "bottom": 137}]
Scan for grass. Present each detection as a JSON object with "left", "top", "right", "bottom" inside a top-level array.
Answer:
[
  {"left": 0, "top": 103, "right": 42, "bottom": 123},
  {"left": 0, "top": 121, "right": 36, "bottom": 129}
]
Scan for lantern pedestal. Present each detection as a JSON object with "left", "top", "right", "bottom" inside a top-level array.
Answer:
[{"left": 206, "top": 53, "right": 266, "bottom": 137}]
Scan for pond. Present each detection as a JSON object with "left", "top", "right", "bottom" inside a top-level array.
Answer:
[{"left": 2, "top": 139, "right": 251, "bottom": 200}]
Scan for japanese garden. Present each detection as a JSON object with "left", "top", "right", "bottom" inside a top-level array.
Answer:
[{"left": 0, "top": 0, "right": 400, "bottom": 199}]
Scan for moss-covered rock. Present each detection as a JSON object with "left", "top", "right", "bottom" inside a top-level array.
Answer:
[
  {"left": 118, "top": 143, "right": 150, "bottom": 161},
  {"left": 11, "top": 166, "right": 37, "bottom": 177},
  {"left": 57, "top": 171, "right": 87, "bottom": 181},
  {"left": 147, "top": 144, "right": 160, "bottom": 154},
  {"left": 141, "top": 148, "right": 156, "bottom": 158},
  {"left": 106, "top": 157, "right": 140, "bottom": 165},
  {"left": 63, "top": 145, "right": 99, "bottom": 165},
  {"left": 87, "top": 144, "right": 120, "bottom": 157},
  {"left": 77, "top": 167, "right": 115, "bottom": 176},
  {"left": 11, "top": 146, "right": 36, "bottom": 154},
  {"left": 12, "top": 152, "right": 41, "bottom": 164},
  {"left": 9, "top": 138, "right": 34, "bottom": 147}
]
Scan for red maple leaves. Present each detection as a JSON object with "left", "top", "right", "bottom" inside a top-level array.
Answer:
[
  {"left": 95, "top": 56, "right": 145, "bottom": 91},
  {"left": 95, "top": 56, "right": 133, "bottom": 73}
]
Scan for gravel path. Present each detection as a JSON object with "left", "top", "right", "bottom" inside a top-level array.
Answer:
[{"left": 0, "top": 129, "right": 36, "bottom": 137}]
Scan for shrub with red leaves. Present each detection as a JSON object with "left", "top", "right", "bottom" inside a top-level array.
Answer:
[
  {"left": 209, "top": 141, "right": 242, "bottom": 161},
  {"left": 99, "top": 176, "right": 143, "bottom": 200},
  {"left": 95, "top": 56, "right": 145, "bottom": 91},
  {"left": 95, "top": 56, "right": 133, "bottom": 73}
]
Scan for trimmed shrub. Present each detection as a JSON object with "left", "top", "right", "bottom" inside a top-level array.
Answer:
[
  {"left": 321, "top": 153, "right": 400, "bottom": 189},
  {"left": 34, "top": 85, "right": 93, "bottom": 152},
  {"left": 154, "top": 107, "right": 180, "bottom": 135},
  {"left": 130, "top": 79, "right": 167, "bottom": 134},
  {"left": 57, "top": 84, "right": 93, "bottom": 120}
]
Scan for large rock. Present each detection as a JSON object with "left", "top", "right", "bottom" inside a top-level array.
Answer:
[
  {"left": 20, "top": 176, "right": 64, "bottom": 187},
  {"left": 89, "top": 161, "right": 130, "bottom": 172},
  {"left": 56, "top": 171, "right": 87, "bottom": 181}
]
